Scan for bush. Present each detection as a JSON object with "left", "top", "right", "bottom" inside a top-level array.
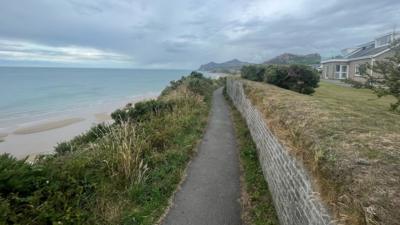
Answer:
[
  {"left": 280, "top": 64, "right": 319, "bottom": 94},
  {"left": 241, "top": 65, "right": 265, "bottom": 81},
  {"left": 263, "top": 64, "right": 289, "bottom": 84},
  {"left": 111, "top": 100, "right": 175, "bottom": 124},
  {"left": 161, "top": 71, "right": 215, "bottom": 99},
  {"left": 0, "top": 154, "right": 95, "bottom": 224},
  {"left": 55, "top": 123, "right": 110, "bottom": 154},
  {"left": 0, "top": 154, "right": 45, "bottom": 195},
  {"left": 241, "top": 64, "right": 320, "bottom": 94}
]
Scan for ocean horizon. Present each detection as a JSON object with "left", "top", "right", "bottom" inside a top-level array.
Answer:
[{"left": 0, "top": 67, "right": 192, "bottom": 132}]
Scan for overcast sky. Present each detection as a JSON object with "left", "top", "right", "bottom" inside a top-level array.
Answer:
[{"left": 0, "top": 0, "right": 399, "bottom": 69}]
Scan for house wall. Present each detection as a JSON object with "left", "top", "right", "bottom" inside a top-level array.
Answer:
[
  {"left": 322, "top": 62, "right": 348, "bottom": 79},
  {"left": 348, "top": 50, "right": 394, "bottom": 81},
  {"left": 348, "top": 58, "right": 371, "bottom": 82},
  {"left": 322, "top": 49, "right": 395, "bottom": 81}
]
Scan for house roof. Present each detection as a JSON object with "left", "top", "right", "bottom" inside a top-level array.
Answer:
[
  {"left": 322, "top": 32, "right": 397, "bottom": 64},
  {"left": 346, "top": 44, "right": 390, "bottom": 59},
  {"left": 322, "top": 44, "right": 392, "bottom": 64}
]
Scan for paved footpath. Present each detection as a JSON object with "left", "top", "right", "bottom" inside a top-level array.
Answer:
[{"left": 162, "top": 88, "right": 242, "bottom": 225}]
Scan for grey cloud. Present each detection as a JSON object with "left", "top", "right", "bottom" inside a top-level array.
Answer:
[{"left": 0, "top": 0, "right": 399, "bottom": 68}]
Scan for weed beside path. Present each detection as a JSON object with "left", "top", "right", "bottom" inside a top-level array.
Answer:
[{"left": 225, "top": 88, "right": 280, "bottom": 225}]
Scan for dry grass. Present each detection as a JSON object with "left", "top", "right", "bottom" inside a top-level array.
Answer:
[
  {"left": 91, "top": 123, "right": 148, "bottom": 186},
  {"left": 242, "top": 80, "right": 400, "bottom": 225}
]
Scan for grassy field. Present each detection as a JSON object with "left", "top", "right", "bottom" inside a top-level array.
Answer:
[
  {"left": 0, "top": 73, "right": 217, "bottom": 225},
  {"left": 242, "top": 80, "right": 400, "bottom": 225},
  {"left": 224, "top": 89, "right": 280, "bottom": 225}
]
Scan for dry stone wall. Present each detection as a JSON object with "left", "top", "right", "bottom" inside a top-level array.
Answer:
[{"left": 227, "top": 79, "right": 335, "bottom": 225}]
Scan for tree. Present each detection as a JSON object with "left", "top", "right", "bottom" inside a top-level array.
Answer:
[
  {"left": 264, "top": 64, "right": 319, "bottom": 94},
  {"left": 366, "top": 40, "right": 400, "bottom": 112},
  {"left": 241, "top": 65, "right": 265, "bottom": 81}
]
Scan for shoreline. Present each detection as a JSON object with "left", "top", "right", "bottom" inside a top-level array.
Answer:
[{"left": 0, "top": 95, "right": 157, "bottom": 159}]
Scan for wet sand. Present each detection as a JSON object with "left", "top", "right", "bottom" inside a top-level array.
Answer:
[
  {"left": 0, "top": 116, "right": 101, "bottom": 159},
  {"left": 0, "top": 133, "right": 7, "bottom": 141},
  {"left": 94, "top": 112, "right": 112, "bottom": 122},
  {"left": 13, "top": 118, "right": 85, "bottom": 135}
]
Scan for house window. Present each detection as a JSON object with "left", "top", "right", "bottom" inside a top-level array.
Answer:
[
  {"left": 355, "top": 64, "right": 367, "bottom": 76},
  {"left": 335, "top": 65, "right": 347, "bottom": 79},
  {"left": 355, "top": 65, "right": 360, "bottom": 75},
  {"left": 324, "top": 65, "right": 329, "bottom": 79}
]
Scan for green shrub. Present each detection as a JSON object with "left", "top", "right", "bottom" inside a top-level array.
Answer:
[
  {"left": 111, "top": 100, "right": 175, "bottom": 124},
  {"left": 0, "top": 154, "right": 45, "bottom": 195},
  {"left": 241, "top": 65, "right": 265, "bottom": 81},
  {"left": 241, "top": 64, "right": 320, "bottom": 94},
  {"left": 264, "top": 65, "right": 289, "bottom": 84},
  {"left": 274, "top": 64, "right": 319, "bottom": 94},
  {"left": 0, "top": 154, "right": 95, "bottom": 224},
  {"left": 55, "top": 123, "right": 110, "bottom": 154},
  {"left": 111, "top": 71, "right": 215, "bottom": 125},
  {"left": 161, "top": 71, "right": 214, "bottom": 99},
  {"left": 54, "top": 141, "right": 73, "bottom": 155}
]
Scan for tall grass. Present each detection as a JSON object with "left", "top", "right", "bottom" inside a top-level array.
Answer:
[{"left": 92, "top": 123, "right": 148, "bottom": 186}]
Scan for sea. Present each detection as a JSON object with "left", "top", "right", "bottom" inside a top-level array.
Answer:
[{"left": 0, "top": 67, "right": 193, "bottom": 132}]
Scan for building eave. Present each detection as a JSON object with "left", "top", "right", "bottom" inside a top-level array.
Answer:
[
  {"left": 321, "top": 48, "right": 392, "bottom": 64},
  {"left": 321, "top": 59, "right": 349, "bottom": 64}
]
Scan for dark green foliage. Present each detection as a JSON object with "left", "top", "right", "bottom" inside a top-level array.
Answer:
[
  {"left": 0, "top": 154, "right": 96, "bottom": 224},
  {"left": 161, "top": 71, "right": 215, "bottom": 102},
  {"left": 55, "top": 123, "right": 109, "bottom": 154},
  {"left": 111, "top": 100, "right": 175, "bottom": 124},
  {"left": 0, "top": 154, "right": 45, "bottom": 196},
  {"left": 188, "top": 71, "right": 204, "bottom": 79},
  {"left": 241, "top": 65, "right": 266, "bottom": 82},
  {"left": 241, "top": 64, "right": 320, "bottom": 94},
  {"left": 282, "top": 64, "right": 319, "bottom": 94},
  {"left": 54, "top": 141, "right": 73, "bottom": 155},
  {"left": 263, "top": 65, "right": 289, "bottom": 84}
]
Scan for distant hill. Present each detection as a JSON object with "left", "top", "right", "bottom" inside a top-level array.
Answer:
[
  {"left": 198, "top": 59, "right": 250, "bottom": 72},
  {"left": 264, "top": 53, "right": 321, "bottom": 65}
]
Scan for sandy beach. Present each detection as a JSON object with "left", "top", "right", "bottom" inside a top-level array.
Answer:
[
  {"left": 94, "top": 112, "right": 112, "bottom": 122},
  {"left": 0, "top": 95, "right": 156, "bottom": 160},
  {"left": 0, "top": 133, "right": 7, "bottom": 142},
  {"left": 0, "top": 115, "right": 102, "bottom": 159},
  {"left": 13, "top": 118, "right": 85, "bottom": 135}
]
